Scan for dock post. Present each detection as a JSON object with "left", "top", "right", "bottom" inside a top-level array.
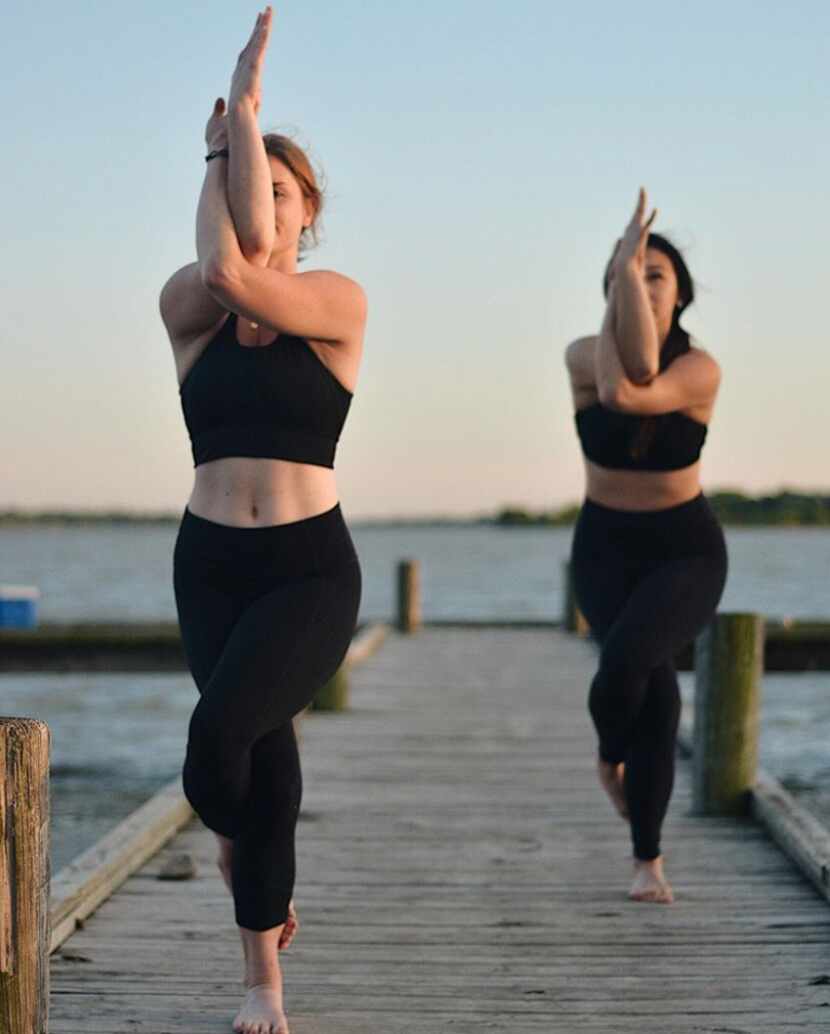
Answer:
[
  {"left": 397, "top": 560, "right": 421, "bottom": 634},
  {"left": 312, "top": 666, "right": 350, "bottom": 712},
  {"left": 562, "top": 562, "right": 590, "bottom": 636},
  {"left": 692, "top": 613, "right": 765, "bottom": 815},
  {"left": 0, "top": 717, "right": 50, "bottom": 1034}
]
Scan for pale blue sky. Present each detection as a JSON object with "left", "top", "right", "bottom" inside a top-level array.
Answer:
[{"left": 2, "top": 1, "right": 827, "bottom": 517}]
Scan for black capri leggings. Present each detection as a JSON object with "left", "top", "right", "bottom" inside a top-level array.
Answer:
[
  {"left": 570, "top": 492, "right": 727, "bottom": 861},
  {"left": 173, "top": 503, "right": 361, "bottom": 931}
]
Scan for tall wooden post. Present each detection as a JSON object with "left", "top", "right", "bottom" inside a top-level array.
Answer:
[
  {"left": 397, "top": 561, "right": 421, "bottom": 634},
  {"left": 692, "top": 613, "right": 765, "bottom": 816},
  {"left": 0, "top": 717, "right": 50, "bottom": 1034},
  {"left": 312, "top": 667, "right": 350, "bottom": 712},
  {"left": 562, "top": 562, "right": 590, "bottom": 636}
]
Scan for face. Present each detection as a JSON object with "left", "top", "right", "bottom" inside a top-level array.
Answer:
[
  {"left": 268, "top": 156, "right": 314, "bottom": 256},
  {"left": 643, "top": 248, "right": 682, "bottom": 343}
]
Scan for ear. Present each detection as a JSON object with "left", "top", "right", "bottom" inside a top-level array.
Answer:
[{"left": 302, "top": 196, "right": 315, "bottom": 229}]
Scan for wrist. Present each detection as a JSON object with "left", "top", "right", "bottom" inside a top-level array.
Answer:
[
  {"left": 615, "top": 258, "right": 642, "bottom": 279},
  {"left": 227, "top": 95, "right": 257, "bottom": 117}
]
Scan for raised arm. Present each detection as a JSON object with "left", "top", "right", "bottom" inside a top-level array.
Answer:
[
  {"left": 610, "top": 189, "right": 660, "bottom": 382},
  {"left": 159, "top": 100, "right": 236, "bottom": 347},
  {"left": 195, "top": 6, "right": 365, "bottom": 348},
  {"left": 595, "top": 282, "right": 721, "bottom": 415},
  {"left": 225, "top": 9, "right": 276, "bottom": 266},
  {"left": 594, "top": 280, "right": 630, "bottom": 397},
  {"left": 194, "top": 114, "right": 366, "bottom": 346}
]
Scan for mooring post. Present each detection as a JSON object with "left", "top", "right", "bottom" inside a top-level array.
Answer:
[
  {"left": 312, "top": 666, "right": 350, "bottom": 712},
  {"left": 0, "top": 717, "right": 50, "bottom": 1034},
  {"left": 692, "top": 613, "right": 765, "bottom": 815},
  {"left": 397, "top": 560, "right": 421, "bottom": 634}
]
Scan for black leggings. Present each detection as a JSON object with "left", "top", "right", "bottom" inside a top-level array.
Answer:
[
  {"left": 570, "top": 492, "right": 727, "bottom": 860},
  {"left": 173, "top": 503, "right": 361, "bottom": 931}
]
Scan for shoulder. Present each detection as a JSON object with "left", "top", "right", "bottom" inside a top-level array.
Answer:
[
  {"left": 564, "top": 335, "right": 597, "bottom": 367},
  {"left": 680, "top": 342, "right": 721, "bottom": 382},
  {"left": 298, "top": 268, "right": 366, "bottom": 305}
]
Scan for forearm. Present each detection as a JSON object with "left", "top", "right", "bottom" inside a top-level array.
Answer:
[
  {"left": 613, "top": 264, "right": 660, "bottom": 382},
  {"left": 594, "top": 283, "right": 629, "bottom": 404},
  {"left": 195, "top": 158, "right": 245, "bottom": 282},
  {"left": 226, "top": 98, "right": 275, "bottom": 265}
]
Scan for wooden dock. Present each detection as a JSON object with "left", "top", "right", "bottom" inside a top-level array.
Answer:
[{"left": 50, "top": 628, "right": 830, "bottom": 1032}]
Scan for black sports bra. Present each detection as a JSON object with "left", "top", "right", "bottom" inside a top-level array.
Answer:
[
  {"left": 574, "top": 401, "right": 707, "bottom": 472},
  {"left": 179, "top": 313, "right": 352, "bottom": 469}
]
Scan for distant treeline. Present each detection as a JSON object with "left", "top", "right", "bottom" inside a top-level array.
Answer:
[
  {"left": 2, "top": 491, "right": 830, "bottom": 527},
  {"left": 494, "top": 491, "right": 830, "bottom": 527},
  {"left": 0, "top": 510, "right": 180, "bottom": 526}
]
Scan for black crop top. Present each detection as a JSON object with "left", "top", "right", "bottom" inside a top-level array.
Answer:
[
  {"left": 179, "top": 313, "right": 352, "bottom": 469},
  {"left": 574, "top": 402, "right": 707, "bottom": 472}
]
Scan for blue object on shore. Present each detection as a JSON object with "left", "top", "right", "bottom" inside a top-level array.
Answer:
[{"left": 0, "top": 585, "right": 41, "bottom": 629}]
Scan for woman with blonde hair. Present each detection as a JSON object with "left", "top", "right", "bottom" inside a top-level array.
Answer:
[{"left": 160, "top": 9, "right": 365, "bottom": 1031}]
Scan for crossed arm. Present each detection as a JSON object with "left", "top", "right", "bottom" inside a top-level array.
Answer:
[
  {"left": 160, "top": 9, "right": 365, "bottom": 349},
  {"left": 566, "top": 282, "right": 720, "bottom": 416}
]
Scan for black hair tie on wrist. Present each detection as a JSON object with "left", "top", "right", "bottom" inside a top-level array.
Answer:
[{"left": 205, "top": 147, "right": 229, "bottom": 162}]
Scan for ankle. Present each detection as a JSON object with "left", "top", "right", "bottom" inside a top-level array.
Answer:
[{"left": 244, "top": 970, "right": 281, "bottom": 991}]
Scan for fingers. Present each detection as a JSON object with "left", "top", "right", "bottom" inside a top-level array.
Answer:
[
  {"left": 245, "top": 7, "right": 273, "bottom": 60},
  {"left": 253, "top": 7, "right": 273, "bottom": 60},
  {"left": 237, "top": 8, "right": 270, "bottom": 61},
  {"left": 638, "top": 207, "right": 657, "bottom": 248},
  {"left": 634, "top": 186, "right": 646, "bottom": 222}
]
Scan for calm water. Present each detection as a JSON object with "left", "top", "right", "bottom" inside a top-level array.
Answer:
[
  {"left": 0, "top": 522, "right": 828, "bottom": 871},
  {"left": 2, "top": 521, "right": 829, "bottom": 623}
]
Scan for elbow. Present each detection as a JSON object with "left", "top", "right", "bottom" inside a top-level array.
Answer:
[
  {"left": 238, "top": 240, "right": 272, "bottom": 268},
  {"left": 200, "top": 258, "right": 240, "bottom": 297},
  {"left": 597, "top": 378, "right": 623, "bottom": 409},
  {"left": 627, "top": 359, "right": 659, "bottom": 385}
]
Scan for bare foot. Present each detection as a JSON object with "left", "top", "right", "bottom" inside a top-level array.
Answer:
[
  {"left": 629, "top": 857, "right": 674, "bottom": 904},
  {"left": 236, "top": 918, "right": 288, "bottom": 1032},
  {"left": 597, "top": 759, "right": 629, "bottom": 819},
  {"left": 233, "top": 981, "right": 289, "bottom": 1034},
  {"left": 278, "top": 901, "right": 299, "bottom": 950}
]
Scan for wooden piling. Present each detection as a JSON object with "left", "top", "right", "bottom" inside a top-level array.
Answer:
[
  {"left": 692, "top": 613, "right": 765, "bottom": 816},
  {"left": 0, "top": 717, "right": 50, "bottom": 1034},
  {"left": 312, "top": 667, "right": 350, "bottom": 712},
  {"left": 397, "top": 560, "right": 421, "bottom": 633}
]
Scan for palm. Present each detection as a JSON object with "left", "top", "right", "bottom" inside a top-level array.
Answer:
[
  {"left": 229, "top": 7, "right": 273, "bottom": 111},
  {"left": 615, "top": 188, "right": 657, "bottom": 273}
]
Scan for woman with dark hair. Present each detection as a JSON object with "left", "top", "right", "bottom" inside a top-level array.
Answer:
[
  {"left": 159, "top": 9, "right": 364, "bottom": 1032},
  {"left": 565, "top": 190, "right": 727, "bottom": 904}
]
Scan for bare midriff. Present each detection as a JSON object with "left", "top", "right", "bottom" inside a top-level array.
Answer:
[
  {"left": 583, "top": 458, "right": 702, "bottom": 512},
  {"left": 187, "top": 457, "right": 339, "bottom": 527}
]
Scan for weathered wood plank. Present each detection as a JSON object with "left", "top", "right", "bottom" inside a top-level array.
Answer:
[
  {"left": 49, "top": 778, "right": 192, "bottom": 954},
  {"left": 49, "top": 629, "right": 830, "bottom": 1032}
]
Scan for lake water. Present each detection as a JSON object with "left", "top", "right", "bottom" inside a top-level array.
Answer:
[
  {"left": 2, "top": 521, "right": 829, "bottom": 623},
  {"left": 1, "top": 521, "right": 828, "bottom": 871}
]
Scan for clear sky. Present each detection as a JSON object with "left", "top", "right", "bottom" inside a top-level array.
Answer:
[{"left": 2, "top": 1, "right": 827, "bottom": 517}]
